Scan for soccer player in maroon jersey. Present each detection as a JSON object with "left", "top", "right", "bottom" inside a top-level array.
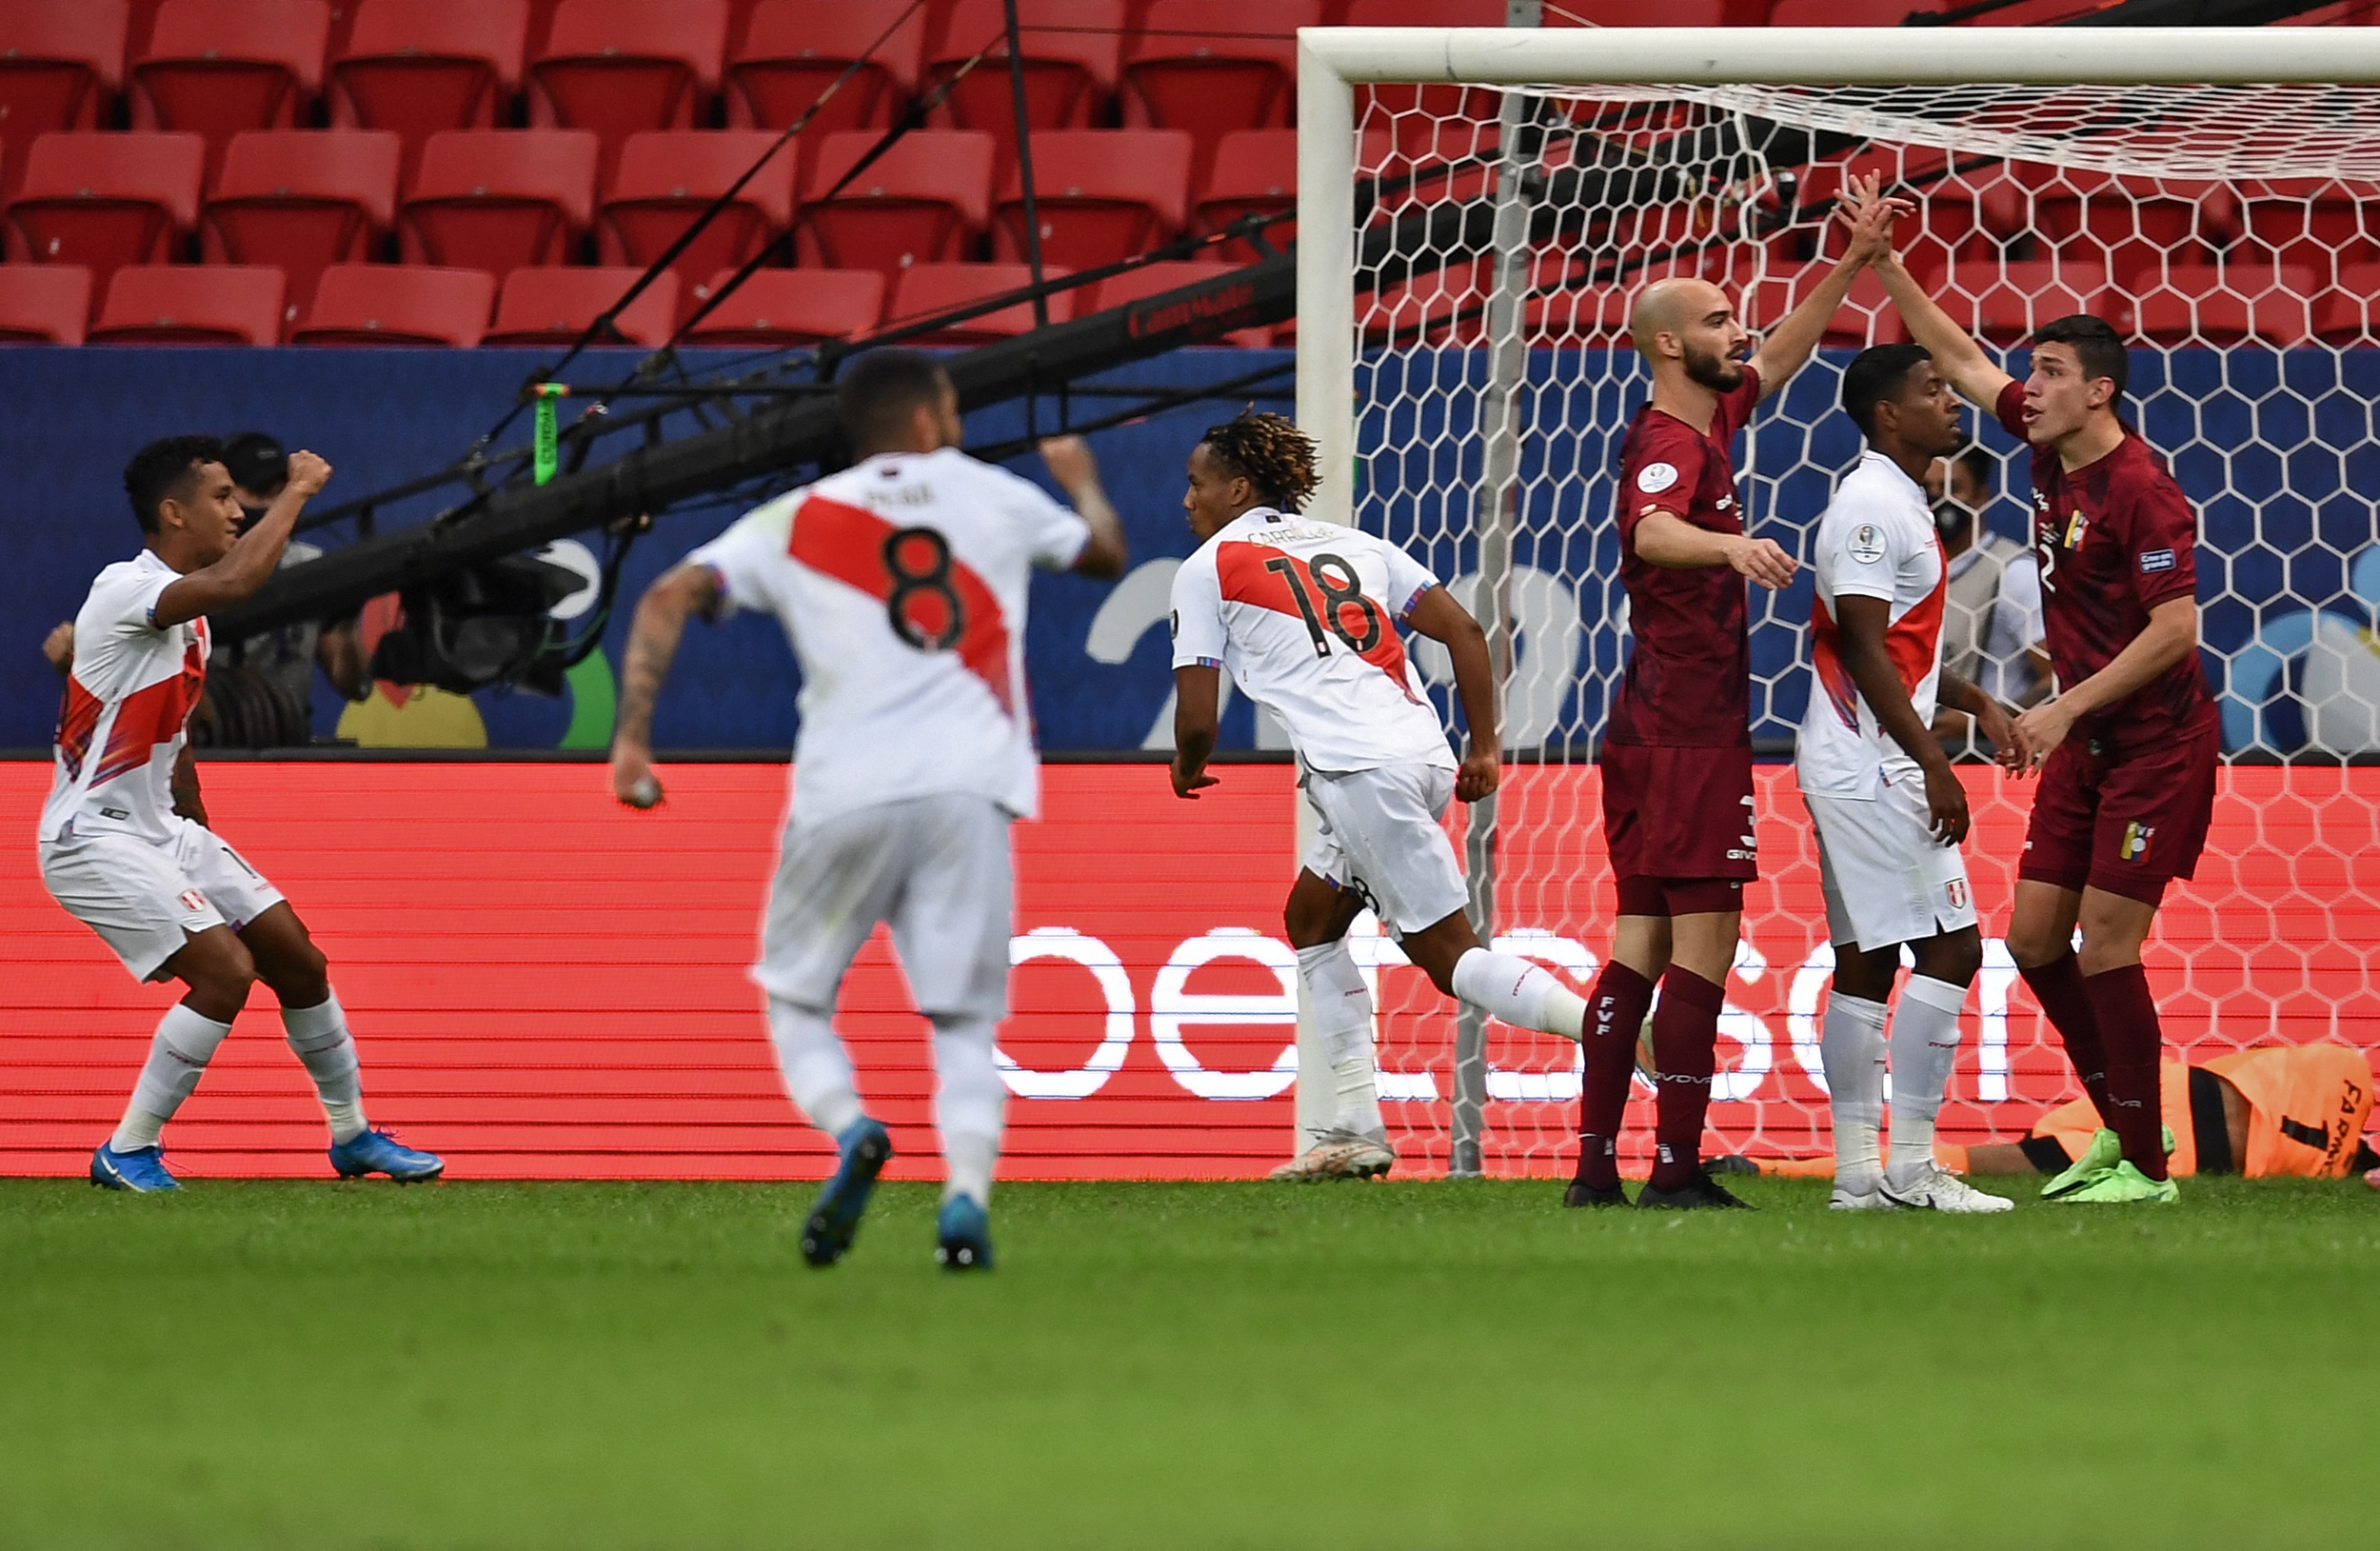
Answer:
[
  {"left": 1565, "top": 175, "right": 1909, "bottom": 1210},
  {"left": 1873, "top": 248, "right": 2220, "bottom": 1204}
]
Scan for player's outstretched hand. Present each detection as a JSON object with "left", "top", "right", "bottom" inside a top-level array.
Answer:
[
  {"left": 1170, "top": 759, "right": 1219, "bottom": 800},
  {"left": 611, "top": 746, "right": 664, "bottom": 809},
  {"left": 284, "top": 449, "right": 331, "bottom": 497},
  {"left": 1038, "top": 435, "right": 1099, "bottom": 496},
  {"left": 1456, "top": 748, "right": 1500, "bottom": 804},
  {"left": 1832, "top": 170, "right": 1914, "bottom": 268},
  {"left": 2009, "top": 698, "right": 2076, "bottom": 775},
  {"left": 1727, "top": 535, "right": 1797, "bottom": 590},
  {"left": 1921, "top": 761, "right": 1971, "bottom": 846}
]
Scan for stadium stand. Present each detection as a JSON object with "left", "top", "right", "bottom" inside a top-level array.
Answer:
[
  {"left": 599, "top": 129, "right": 799, "bottom": 313},
  {"left": 130, "top": 0, "right": 330, "bottom": 183},
  {"left": 726, "top": 0, "right": 926, "bottom": 137},
  {"left": 398, "top": 128, "right": 599, "bottom": 276},
  {"left": 202, "top": 129, "right": 400, "bottom": 325},
  {"left": 527, "top": 0, "right": 729, "bottom": 185},
  {"left": 2126, "top": 262, "right": 2321, "bottom": 346},
  {"left": 0, "top": 261, "right": 91, "bottom": 342},
  {"left": 991, "top": 128, "right": 1191, "bottom": 270},
  {"left": 923, "top": 0, "right": 1124, "bottom": 171},
  {"left": 293, "top": 262, "right": 496, "bottom": 345},
  {"left": 6, "top": 130, "right": 204, "bottom": 308},
  {"left": 328, "top": 0, "right": 529, "bottom": 184},
  {"left": 798, "top": 128, "right": 994, "bottom": 275},
  {"left": 1767, "top": 0, "right": 1949, "bottom": 21},
  {"left": 483, "top": 263, "right": 679, "bottom": 346},
  {"left": 2314, "top": 260, "right": 2380, "bottom": 340},
  {"left": 1195, "top": 128, "right": 1296, "bottom": 262},
  {"left": 887, "top": 260, "right": 1073, "bottom": 343},
  {"left": 0, "top": 0, "right": 127, "bottom": 201},
  {"left": 1121, "top": 0, "right": 1311, "bottom": 183},
  {"left": 1087, "top": 257, "right": 1273, "bottom": 345},
  {"left": 87, "top": 262, "right": 286, "bottom": 343},
  {"left": 2240, "top": 178, "right": 2380, "bottom": 285},
  {"left": 681, "top": 264, "right": 884, "bottom": 346}
]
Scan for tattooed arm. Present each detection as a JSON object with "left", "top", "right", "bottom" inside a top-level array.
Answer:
[{"left": 609, "top": 562, "right": 722, "bottom": 807}]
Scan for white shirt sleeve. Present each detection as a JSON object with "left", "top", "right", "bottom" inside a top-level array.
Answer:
[
  {"left": 1000, "top": 469, "right": 1093, "bottom": 573},
  {"left": 1821, "top": 487, "right": 1905, "bottom": 604},
  {"left": 684, "top": 502, "right": 790, "bottom": 619},
  {"left": 1378, "top": 540, "right": 1440, "bottom": 620},
  {"left": 94, "top": 564, "right": 178, "bottom": 636},
  {"left": 1168, "top": 548, "right": 1227, "bottom": 668}
]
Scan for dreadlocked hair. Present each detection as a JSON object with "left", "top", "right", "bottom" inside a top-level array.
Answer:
[{"left": 1200, "top": 410, "right": 1320, "bottom": 513}]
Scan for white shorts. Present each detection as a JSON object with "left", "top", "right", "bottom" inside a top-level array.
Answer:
[
  {"left": 757, "top": 792, "right": 1013, "bottom": 1022},
  {"left": 39, "top": 819, "right": 287, "bottom": 982},
  {"left": 1806, "top": 779, "right": 1978, "bottom": 953},
  {"left": 1301, "top": 761, "right": 1469, "bottom": 936}
]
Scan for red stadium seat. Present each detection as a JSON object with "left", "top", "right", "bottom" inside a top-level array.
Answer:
[
  {"left": 2238, "top": 178, "right": 2380, "bottom": 288},
  {"left": 2313, "top": 261, "right": 2380, "bottom": 343},
  {"left": 89, "top": 262, "right": 286, "bottom": 343},
  {"left": 1741, "top": 259, "right": 1912, "bottom": 348},
  {"left": 1121, "top": 0, "right": 1312, "bottom": 182},
  {"left": 2025, "top": 168, "right": 2242, "bottom": 280},
  {"left": 1085, "top": 258, "right": 1271, "bottom": 345},
  {"left": 293, "top": 262, "right": 495, "bottom": 344},
  {"left": 528, "top": 0, "right": 729, "bottom": 185},
  {"left": 1942, "top": 258, "right": 2110, "bottom": 344},
  {"left": 203, "top": 129, "right": 400, "bottom": 324},
  {"left": 1542, "top": 0, "right": 1727, "bottom": 20},
  {"left": 6, "top": 131, "right": 204, "bottom": 302},
  {"left": 329, "top": 0, "right": 530, "bottom": 184},
  {"left": 681, "top": 265, "right": 883, "bottom": 345},
  {"left": 484, "top": 263, "right": 679, "bottom": 346},
  {"left": 1196, "top": 128, "right": 1295, "bottom": 261},
  {"left": 798, "top": 128, "right": 993, "bottom": 276},
  {"left": 923, "top": 0, "right": 1123, "bottom": 172},
  {"left": 885, "top": 261, "right": 1072, "bottom": 344},
  {"left": 0, "top": 0, "right": 128, "bottom": 201},
  {"left": 1342, "top": 0, "right": 1502, "bottom": 156},
  {"left": 399, "top": 128, "right": 598, "bottom": 276},
  {"left": 0, "top": 262, "right": 93, "bottom": 342},
  {"left": 130, "top": 0, "right": 331, "bottom": 183},
  {"left": 727, "top": 0, "right": 924, "bottom": 137},
  {"left": 2124, "top": 262, "right": 2319, "bottom": 347},
  {"left": 1767, "top": 0, "right": 1945, "bottom": 21},
  {"left": 991, "top": 129, "right": 1190, "bottom": 270},
  {"left": 599, "top": 130, "right": 797, "bottom": 309}
]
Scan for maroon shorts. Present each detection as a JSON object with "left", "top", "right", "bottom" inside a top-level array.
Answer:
[
  {"left": 1600, "top": 742, "right": 1756, "bottom": 917},
  {"left": 2018, "top": 723, "right": 2218, "bottom": 905}
]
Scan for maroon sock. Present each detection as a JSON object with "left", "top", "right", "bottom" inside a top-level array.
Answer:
[
  {"left": 1574, "top": 960, "right": 1656, "bottom": 1190},
  {"left": 1647, "top": 965, "right": 1723, "bottom": 1192},
  {"left": 2083, "top": 963, "right": 2167, "bottom": 1180},
  {"left": 2021, "top": 953, "right": 2115, "bottom": 1127}
]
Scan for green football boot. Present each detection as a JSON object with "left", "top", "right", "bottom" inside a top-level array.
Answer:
[
  {"left": 2055, "top": 1160, "right": 2180, "bottom": 1205},
  {"left": 2040, "top": 1126, "right": 2120, "bottom": 1199}
]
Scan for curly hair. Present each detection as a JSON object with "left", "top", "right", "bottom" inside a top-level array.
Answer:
[
  {"left": 1199, "top": 410, "right": 1320, "bottom": 513},
  {"left": 123, "top": 434, "right": 226, "bottom": 534}
]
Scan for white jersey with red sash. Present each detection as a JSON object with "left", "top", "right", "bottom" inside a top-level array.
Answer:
[
  {"left": 1167, "top": 507, "right": 1453, "bottom": 775},
  {"left": 689, "top": 446, "right": 1090, "bottom": 826},
  {"left": 41, "top": 548, "right": 210, "bottom": 847}
]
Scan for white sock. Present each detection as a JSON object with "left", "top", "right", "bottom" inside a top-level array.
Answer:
[
  {"left": 931, "top": 1014, "right": 1004, "bottom": 1205},
  {"left": 1887, "top": 975, "right": 1968, "bottom": 1183},
  {"left": 114, "top": 1003, "right": 234, "bottom": 1152},
  {"left": 764, "top": 1000, "right": 865, "bottom": 1141},
  {"left": 1297, "top": 940, "right": 1383, "bottom": 1139},
  {"left": 281, "top": 991, "right": 367, "bottom": 1143},
  {"left": 1819, "top": 987, "right": 1887, "bottom": 1191},
  {"left": 1451, "top": 948, "right": 1587, "bottom": 1041}
]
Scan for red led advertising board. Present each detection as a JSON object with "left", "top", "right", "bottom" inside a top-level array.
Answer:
[{"left": 2, "top": 762, "right": 2373, "bottom": 1180}]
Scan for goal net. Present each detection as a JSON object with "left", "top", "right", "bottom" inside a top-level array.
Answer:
[{"left": 1294, "top": 27, "right": 2380, "bottom": 1178}]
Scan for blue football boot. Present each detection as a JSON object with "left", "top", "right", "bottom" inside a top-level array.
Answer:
[
  {"left": 934, "top": 1194, "right": 994, "bottom": 1272},
  {"left": 91, "top": 1142, "right": 179, "bottom": 1192},
  {"left": 328, "top": 1128, "right": 445, "bottom": 1182},
  {"left": 801, "top": 1117, "right": 893, "bottom": 1267}
]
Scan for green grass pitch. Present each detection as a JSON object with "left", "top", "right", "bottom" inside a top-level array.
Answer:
[{"left": 2, "top": 1174, "right": 2371, "bottom": 1549}]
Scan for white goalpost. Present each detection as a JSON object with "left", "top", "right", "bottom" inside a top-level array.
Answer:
[{"left": 1292, "top": 24, "right": 2380, "bottom": 1178}]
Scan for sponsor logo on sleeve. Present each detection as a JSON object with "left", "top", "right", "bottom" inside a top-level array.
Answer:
[
  {"left": 1636, "top": 461, "right": 1679, "bottom": 495},
  {"left": 1848, "top": 524, "right": 1885, "bottom": 564},
  {"left": 2139, "top": 548, "right": 2176, "bottom": 573}
]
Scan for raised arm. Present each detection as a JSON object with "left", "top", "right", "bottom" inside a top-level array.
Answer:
[
  {"left": 609, "top": 562, "right": 721, "bottom": 807},
  {"left": 1404, "top": 585, "right": 1500, "bottom": 802},
  {"left": 1868, "top": 251, "right": 2013, "bottom": 410},
  {"left": 1038, "top": 436, "right": 1128, "bottom": 580},
  {"left": 1747, "top": 173, "right": 1910, "bottom": 401},
  {"left": 152, "top": 451, "right": 330, "bottom": 629}
]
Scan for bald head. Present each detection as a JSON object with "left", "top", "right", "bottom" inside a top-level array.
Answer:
[
  {"left": 1630, "top": 277, "right": 1726, "bottom": 357},
  {"left": 1630, "top": 275, "right": 1749, "bottom": 395}
]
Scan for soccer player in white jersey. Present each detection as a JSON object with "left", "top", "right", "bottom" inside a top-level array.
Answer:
[
  {"left": 1797, "top": 346, "right": 2019, "bottom": 1213},
  {"left": 42, "top": 436, "right": 443, "bottom": 1191},
  {"left": 609, "top": 350, "right": 1126, "bottom": 1271},
  {"left": 1166, "top": 411, "right": 1589, "bottom": 1182}
]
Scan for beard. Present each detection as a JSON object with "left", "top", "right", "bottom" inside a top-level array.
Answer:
[{"left": 1682, "top": 341, "right": 1745, "bottom": 392}]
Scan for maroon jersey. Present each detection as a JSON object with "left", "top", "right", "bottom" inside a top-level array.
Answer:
[
  {"left": 1604, "top": 366, "right": 1762, "bottom": 748},
  {"left": 1995, "top": 382, "right": 2216, "bottom": 751}
]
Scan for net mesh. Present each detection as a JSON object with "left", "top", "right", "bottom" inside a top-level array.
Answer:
[{"left": 1339, "top": 77, "right": 2380, "bottom": 1178}]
